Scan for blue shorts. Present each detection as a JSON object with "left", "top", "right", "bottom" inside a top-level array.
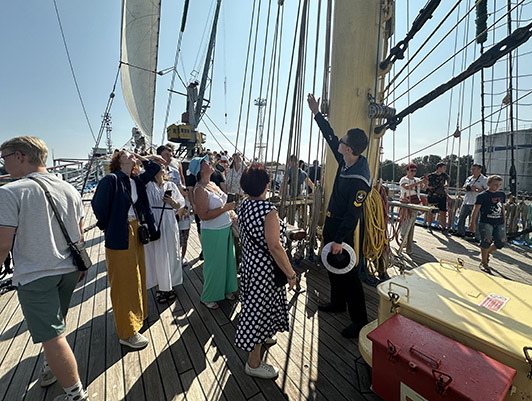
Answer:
[{"left": 479, "top": 223, "right": 506, "bottom": 249}]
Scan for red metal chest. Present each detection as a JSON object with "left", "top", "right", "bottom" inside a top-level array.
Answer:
[{"left": 367, "top": 314, "right": 516, "bottom": 401}]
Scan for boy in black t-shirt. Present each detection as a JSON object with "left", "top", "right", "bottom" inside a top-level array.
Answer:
[{"left": 469, "top": 175, "right": 506, "bottom": 273}]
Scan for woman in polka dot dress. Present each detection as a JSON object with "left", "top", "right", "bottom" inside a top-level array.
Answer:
[{"left": 235, "top": 163, "right": 297, "bottom": 379}]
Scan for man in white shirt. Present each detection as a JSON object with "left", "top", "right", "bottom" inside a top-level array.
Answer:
[
  {"left": 398, "top": 163, "right": 426, "bottom": 254},
  {"left": 456, "top": 164, "right": 488, "bottom": 239},
  {"left": 0, "top": 137, "right": 88, "bottom": 401}
]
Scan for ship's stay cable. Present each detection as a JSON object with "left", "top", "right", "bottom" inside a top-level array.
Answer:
[
  {"left": 379, "top": 0, "right": 443, "bottom": 71},
  {"left": 52, "top": 0, "right": 97, "bottom": 143},
  {"left": 375, "top": 19, "right": 532, "bottom": 134},
  {"left": 382, "top": 88, "right": 532, "bottom": 168},
  {"left": 445, "top": 1, "right": 462, "bottom": 159},
  {"left": 263, "top": 3, "right": 284, "bottom": 171},
  {"left": 192, "top": 0, "right": 216, "bottom": 77},
  {"left": 241, "top": 0, "right": 264, "bottom": 160},
  {"left": 389, "top": 0, "right": 526, "bottom": 105},
  {"left": 161, "top": 0, "right": 190, "bottom": 145},
  {"left": 271, "top": 0, "right": 304, "bottom": 198},
  {"left": 233, "top": 0, "right": 258, "bottom": 157},
  {"left": 203, "top": 113, "right": 245, "bottom": 157},
  {"left": 252, "top": 0, "right": 274, "bottom": 162},
  {"left": 80, "top": 67, "right": 121, "bottom": 195},
  {"left": 383, "top": 0, "right": 464, "bottom": 98}
]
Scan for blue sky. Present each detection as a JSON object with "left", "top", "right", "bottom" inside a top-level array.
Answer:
[{"left": 1, "top": 1, "right": 531, "bottom": 168}]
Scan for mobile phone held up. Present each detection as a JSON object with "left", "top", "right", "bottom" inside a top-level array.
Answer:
[{"left": 164, "top": 190, "right": 172, "bottom": 197}]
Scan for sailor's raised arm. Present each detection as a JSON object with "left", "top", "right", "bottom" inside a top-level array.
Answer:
[{"left": 307, "top": 93, "right": 343, "bottom": 164}]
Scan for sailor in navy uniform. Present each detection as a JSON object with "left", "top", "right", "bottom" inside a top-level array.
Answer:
[{"left": 307, "top": 93, "right": 370, "bottom": 338}]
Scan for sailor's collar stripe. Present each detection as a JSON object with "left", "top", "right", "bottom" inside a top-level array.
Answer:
[{"left": 339, "top": 173, "right": 371, "bottom": 186}]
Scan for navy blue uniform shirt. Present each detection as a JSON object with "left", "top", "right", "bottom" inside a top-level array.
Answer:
[{"left": 314, "top": 113, "right": 371, "bottom": 244}]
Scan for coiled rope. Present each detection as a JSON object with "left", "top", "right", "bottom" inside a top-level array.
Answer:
[{"left": 363, "top": 185, "right": 390, "bottom": 279}]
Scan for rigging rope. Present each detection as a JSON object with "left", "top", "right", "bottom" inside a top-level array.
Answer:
[
  {"left": 380, "top": 0, "right": 442, "bottom": 71},
  {"left": 383, "top": 0, "right": 464, "bottom": 97},
  {"left": 375, "top": 18, "right": 532, "bottom": 134},
  {"left": 161, "top": 0, "right": 190, "bottom": 145},
  {"left": 252, "top": 0, "right": 274, "bottom": 162},
  {"left": 233, "top": 0, "right": 258, "bottom": 156},
  {"left": 52, "top": 0, "right": 97, "bottom": 142},
  {"left": 80, "top": 67, "right": 121, "bottom": 195},
  {"left": 387, "top": 0, "right": 519, "bottom": 103}
]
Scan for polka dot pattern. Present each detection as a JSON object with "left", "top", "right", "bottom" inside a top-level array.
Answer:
[{"left": 235, "top": 199, "right": 290, "bottom": 352}]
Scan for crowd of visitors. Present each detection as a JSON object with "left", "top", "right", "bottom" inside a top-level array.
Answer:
[{"left": 0, "top": 124, "right": 515, "bottom": 396}]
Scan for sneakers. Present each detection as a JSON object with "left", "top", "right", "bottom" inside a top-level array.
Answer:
[
  {"left": 245, "top": 361, "right": 279, "bottom": 379},
  {"left": 264, "top": 335, "right": 277, "bottom": 345},
  {"left": 317, "top": 302, "right": 346, "bottom": 313},
  {"left": 40, "top": 368, "right": 57, "bottom": 387},
  {"left": 53, "top": 395, "right": 88, "bottom": 401},
  {"left": 119, "top": 332, "right": 149, "bottom": 349}
]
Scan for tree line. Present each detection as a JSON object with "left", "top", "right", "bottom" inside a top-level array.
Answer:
[{"left": 379, "top": 154, "right": 474, "bottom": 187}]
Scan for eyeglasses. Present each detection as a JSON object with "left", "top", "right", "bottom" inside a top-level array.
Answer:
[
  {"left": 0, "top": 152, "right": 16, "bottom": 163},
  {"left": 339, "top": 138, "right": 349, "bottom": 146}
]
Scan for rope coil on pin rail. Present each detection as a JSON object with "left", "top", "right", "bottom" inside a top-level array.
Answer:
[{"left": 375, "top": 21, "right": 532, "bottom": 134}]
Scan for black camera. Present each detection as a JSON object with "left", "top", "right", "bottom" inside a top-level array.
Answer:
[{"left": 466, "top": 185, "right": 472, "bottom": 191}]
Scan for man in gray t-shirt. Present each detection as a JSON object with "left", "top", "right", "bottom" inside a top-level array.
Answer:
[
  {"left": 456, "top": 164, "right": 488, "bottom": 238},
  {"left": 0, "top": 137, "right": 88, "bottom": 401}
]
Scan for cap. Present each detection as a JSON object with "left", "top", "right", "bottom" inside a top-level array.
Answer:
[
  {"left": 320, "top": 242, "right": 357, "bottom": 274},
  {"left": 188, "top": 155, "right": 210, "bottom": 176}
]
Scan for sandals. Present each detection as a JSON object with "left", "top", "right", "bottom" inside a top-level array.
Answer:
[
  {"left": 225, "top": 293, "right": 236, "bottom": 301},
  {"left": 156, "top": 290, "right": 177, "bottom": 304},
  {"left": 479, "top": 262, "right": 491, "bottom": 274},
  {"left": 202, "top": 301, "right": 219, "bottom": 309}
]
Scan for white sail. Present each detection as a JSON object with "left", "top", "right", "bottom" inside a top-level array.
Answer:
[{"left": 120, "top": 0, "right": 161, "bottom": 145}]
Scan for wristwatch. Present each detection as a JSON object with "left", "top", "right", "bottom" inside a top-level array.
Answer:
[{"left": 287, "top": 273, "right": 297, "bottom": 280}]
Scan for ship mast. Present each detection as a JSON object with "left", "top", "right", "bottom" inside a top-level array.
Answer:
[{"left": 324, "top": 0, "right": 389, "bottom": 210}]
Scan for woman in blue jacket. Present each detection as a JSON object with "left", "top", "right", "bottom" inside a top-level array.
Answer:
[{"left": 91, "top": 150, "right": 162, "bottom": 349}]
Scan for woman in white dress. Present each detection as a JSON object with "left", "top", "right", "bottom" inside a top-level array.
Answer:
[{"left": 144, "top": 168, "right": 185, "bottom": 303}]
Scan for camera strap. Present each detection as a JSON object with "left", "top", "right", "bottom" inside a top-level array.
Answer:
[
  {"left": 28, "top": 176, "right": 76, "bottom": 246},
  {"left": 119, "top": 177, "right": 143, "bottom": 223}
]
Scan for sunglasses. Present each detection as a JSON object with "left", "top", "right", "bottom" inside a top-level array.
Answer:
[{"left": 339, "top": 138, "right": 349, "bottom": 146}]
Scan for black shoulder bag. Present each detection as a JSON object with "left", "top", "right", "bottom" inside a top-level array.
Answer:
[
  {"left": 120, "top": 179, "right": 151, "bottom": 244},
  {"left": 29, "top": 177, "right": 92, "bottom": 271}
]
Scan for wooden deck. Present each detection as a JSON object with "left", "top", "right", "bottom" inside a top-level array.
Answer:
[{"left": 0, "top": 203, "right": 531, "bottom": 401}]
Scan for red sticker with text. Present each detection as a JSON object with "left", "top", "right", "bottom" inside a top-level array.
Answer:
[{"left": 479, "top": 293, "right": 510, "bottom": 312}]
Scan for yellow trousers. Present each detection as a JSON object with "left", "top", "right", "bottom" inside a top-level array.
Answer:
[{"left": 105, "top": 220, "right": 147, "bottom": 339}]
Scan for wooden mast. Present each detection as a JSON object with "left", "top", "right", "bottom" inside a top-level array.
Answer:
[{"left": 323, "top": 0, "right": 389, "bottom": 208}]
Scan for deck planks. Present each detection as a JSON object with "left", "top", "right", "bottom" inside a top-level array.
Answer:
[{"left": 0, "top": 207, "right": 530, "bottom": 401}]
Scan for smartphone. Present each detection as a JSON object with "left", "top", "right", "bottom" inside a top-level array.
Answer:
[{"left": 164, "top": 190, "right": 172, "bottom": 197}]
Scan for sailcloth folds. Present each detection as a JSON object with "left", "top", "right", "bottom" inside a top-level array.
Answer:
[{"left": 120, "top": 0, "right": 161, "bottom": 145}]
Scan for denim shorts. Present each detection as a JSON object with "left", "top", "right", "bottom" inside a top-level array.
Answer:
[
  {"left": 479, "top": 223, "right": 506, "bottom": 250},
  {"left": 16, "top": 270, "right": 81, "bottom": 343}
]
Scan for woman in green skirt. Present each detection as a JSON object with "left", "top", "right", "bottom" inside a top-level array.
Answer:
[{"left": 190, "top": 155, "right": 237, "bottom": 309}]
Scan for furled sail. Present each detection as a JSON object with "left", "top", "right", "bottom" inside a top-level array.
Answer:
[{"left": 120, "top": 0, "right": 161, "bottom": 146}]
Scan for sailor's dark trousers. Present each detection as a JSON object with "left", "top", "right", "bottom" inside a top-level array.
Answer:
[{"left": 323, "top": 216, "right": 368, "bottom": 327}]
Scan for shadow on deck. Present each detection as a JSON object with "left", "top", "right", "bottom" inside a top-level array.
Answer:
[{"left": 1, "top": 207, "right": 531, "bottom": 401}]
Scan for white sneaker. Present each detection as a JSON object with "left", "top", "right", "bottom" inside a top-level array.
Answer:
[
  {"left": 245, "top": 361, "right": 279, "bottom": 379},
  {"left": 53, "top": 393, "right": 88, "bottom": 401},
  {"left": 40, "top": 368, "right": 57, "bottom": 387},
  {"left": 119, "top": 332, "right": 149, "bottom": 349},
  {"left": 182, "top": 257, "right": 188, "bottom": 266},
  {"left": 264, "top": 335, "right": 277, "bottom": 345}
]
